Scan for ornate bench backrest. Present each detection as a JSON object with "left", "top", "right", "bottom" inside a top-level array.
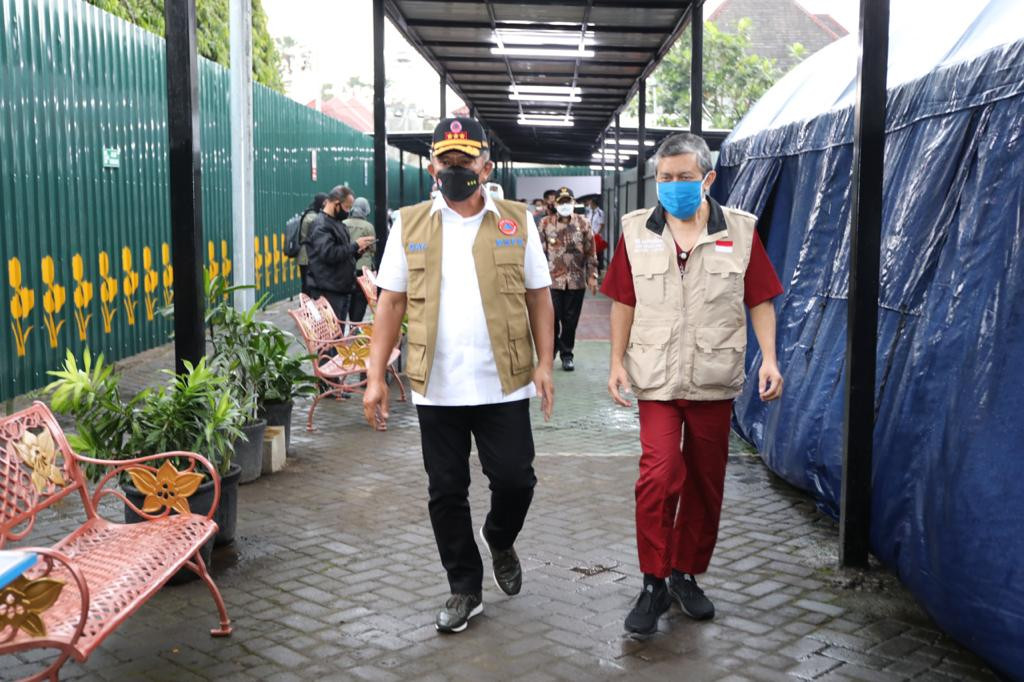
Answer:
[
  {"left": 0, "top": 402, "right": 89, "bottom": 547},
  {"left": 289, "top": 294, "right": 340, "bottom": 352},
  {"left": 356, "top": 268, "right": 378, "bottom": 315}
]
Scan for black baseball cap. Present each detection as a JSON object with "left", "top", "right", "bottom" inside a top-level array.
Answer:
[{"left": 432, "top": 117, "right": 489, "bottom": 157}]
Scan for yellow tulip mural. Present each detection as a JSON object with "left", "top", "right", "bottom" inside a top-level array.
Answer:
[
  {"left": 40, "top": 256, "right": 67, "bottom": 348},
  {"left": 8, "top": 258, "right": 35, "bottom": 357},
  {"left": 273, "top": 233, "right": 282, "bottom": 285},
  {"left": 253, "top": 237, "right": 263, "bottom": 291},
  {"left": 72, "top": 254, "right": 93, "bottom": 341},
  {"left": 121, "top": 247, "right": 139, "bottom": 326},
  {"left": 98, "top": 251, "right": 119, "bottom": 333},
  {"left": 263, "top": 235, "right": 272, "bottom": 288},
  {"left": 142, "top": 247, "right": 159, "bottom": 321},
  {"left": 161, "top": 242, "right": 174, "bottom": 306},
  {"left": 207, "top": 241, "right": 220, "bottom": 279},
  {"left": 220, "top": 240, "right": 233, "bottom": 285}
]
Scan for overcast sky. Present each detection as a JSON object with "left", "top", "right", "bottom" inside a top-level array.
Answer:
[{"left": 262, "top": 0, "right": 862, "bottom": 110}]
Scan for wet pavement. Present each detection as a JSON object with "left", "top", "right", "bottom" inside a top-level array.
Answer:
[{"left": 4, "top": 296, "right": 1000, "bottom": 681}]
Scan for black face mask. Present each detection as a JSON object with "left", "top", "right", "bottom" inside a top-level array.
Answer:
[
  {"left": 437, "top": 166, "right": 481, "bottom": 202},
  {"left": 337, "top": 207, "right": 349, "bottom": 221}
]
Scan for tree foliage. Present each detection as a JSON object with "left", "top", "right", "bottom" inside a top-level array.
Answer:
[
  {"left": 87, "top": 0, "right": 285, "bottom": 93},
  {"left": 640, "top": 18, "right": 804, "bottom": 130}
]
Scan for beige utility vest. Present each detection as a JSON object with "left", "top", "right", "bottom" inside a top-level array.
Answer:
[
  {"left": 400, "top": 198, "right": 535, "bottom": 396},
  {"left": 622, "top": 199, "right": 757, "bottom": 401}
]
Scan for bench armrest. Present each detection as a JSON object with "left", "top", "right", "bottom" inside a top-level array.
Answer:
[
  {"left": 74, "top": 451, "right": 221, "bottom": 522},
  {"left": 0, "top": 547, "right": 91, "bottom": 653}
]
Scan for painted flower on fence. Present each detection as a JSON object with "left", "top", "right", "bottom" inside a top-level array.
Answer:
[
  {"left": 121, "top": 247, "right": 139, "bottom": 326},
  {"left": 161, "top": 243, "right": 174, "bottom": 307},
  {"left": 220, "top": 240, "right": 232, "bottom": 284},
  {"left": 8, "top": 258, "right": 35, "bottom": 357},
  {"left": 207, "top": 240, "right": 220, "bottom": 279},
  {"left": 72, "top": 254, "right": 93, "bottom": 341},
  {"left": 273, "top": 233, "right": 282, "bottom": 285},
  {"left": 142, "top": 247, "right": 158, "bottom": 321},
  {"left": 40, "top": 256, "right": 67, "bottom": 348},
  {"left": 98, "top": 251, "right": 119, "bottom": 333},
  {"left": 253, "top": 237, "right": 263, "bottom": 291},
  {"left": 263, "top": 235, "right": 272, "bottom": 288}
]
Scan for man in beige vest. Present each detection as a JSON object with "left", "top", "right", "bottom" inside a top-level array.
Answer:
[
  {"left": 364, "top": 117, "right": 555, "bottom": 634},
  {"left": 600, "top": 133, "right": 785, "bottom": 637}
]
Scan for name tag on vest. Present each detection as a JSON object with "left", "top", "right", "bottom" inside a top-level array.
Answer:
[
  {"left": 408, "top": 242, "right": 427, "bottom": 253},
  {"left": 635, "top": 238, "right": 665, "bottom": 253},
  {"left": 496, "top": 238, "right": 525, "bottom": 247}
]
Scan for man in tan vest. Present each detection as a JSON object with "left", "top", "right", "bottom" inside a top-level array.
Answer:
[
  {"left": 600, "top": 133, "right": 785, "bottom": 637},
  {"left": 364, "top": 117, "right": 555, "bottom": 634}
]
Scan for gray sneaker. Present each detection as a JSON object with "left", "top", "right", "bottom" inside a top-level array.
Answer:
[
  {"left": 479, "top": 526, "right": 523, "bottom": 596},
  {"left": 435, "top": 592, "right": 483, "bottom": 633}
]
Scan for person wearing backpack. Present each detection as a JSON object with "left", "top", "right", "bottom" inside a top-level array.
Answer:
[
  {"left": 343, "top": 197, "right": 377, "bottom": 323},
  {"left": 306, "top": 186, "right": 374, "bottom": 321},
  {"left": 290, "top": 192, "right": 326, "bottom": 295}
]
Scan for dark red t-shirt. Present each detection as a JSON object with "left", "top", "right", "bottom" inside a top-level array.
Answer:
[{"left": 600, "top": 229, "right": 783, "bottom": 308}]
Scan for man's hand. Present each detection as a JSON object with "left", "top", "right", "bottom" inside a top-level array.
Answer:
[
  {"left": 588, "top": 274, "right": 598, "bottom": 296},
  {"left": 758, "top": 362, "right": 784, "bottom": 402},
  {"left": 533, "top": 365, "right": 554, "bottom": 421},
  {"left": 356, "top": 236, "right": 375, "bottom": 252},
  {"left": 362, "top": 378, "right": 390, "bottom": 431},
  {"left": 608, "top": 362, "right": 633, "bottom": 407}
]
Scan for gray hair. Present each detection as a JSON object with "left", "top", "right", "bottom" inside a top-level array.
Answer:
[
  {"left": 652, "top": 133, "right": 713, "bottom": 174},
  {"left": 349, "top": 197, "right": 371, "bottom": 219},
  {"left": 327, "top": 185, "right": 354, "bottom": 202}
]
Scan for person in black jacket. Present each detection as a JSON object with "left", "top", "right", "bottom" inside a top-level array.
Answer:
[{"left": 306, "top": 185, "right": 375, "bottom": 322}]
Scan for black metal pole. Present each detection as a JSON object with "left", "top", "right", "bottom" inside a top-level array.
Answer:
[
  {"left": 372, "top": 0, "right": 388, "bottom": 254},
  {"left": 690, "top": 2, "right": 703, "bottom": 135},
  {"left": 398, "top": 151, "right": 405, "bottom": 207},
  {"left": 637, "top": 77, "right": 647, "bottom": 210},
  {"left": 164, "top": 0, "right": 204, "bottom": 373},
  {"left": 418, "top": 154, "right": 424, "bottom": 200},
  {"left": 613, "top": 113, "right": 621, "bottom": 247},
  {"left": 440, "top": 72, "right": 447, "bottom": 118},
  {"left": 840, "top": 0, "right": 889, "bottom": 568}
]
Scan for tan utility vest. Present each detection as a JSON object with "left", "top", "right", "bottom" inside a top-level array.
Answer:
[
  {"left": 622, "top": 199, "right": 757, "bottom": 401},
  {"left": 400, "top": 198, "right": 535, "bottom": 396}
]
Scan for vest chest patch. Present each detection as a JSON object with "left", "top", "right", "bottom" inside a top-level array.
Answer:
[
  {"left": 635, "top": 238, "right": 666, "bottom": 253},
  {"left": 496, "top": 238, "right": 525, "bottom": 248},
  {"left": 407, "top": 242, "right": 427, "bottom": 253},
  {"left": 498, "top": 218, "right": 519, "bottom": 235},
  {"left": 715, "top": 240, "right": 734, "bottom": 253}
]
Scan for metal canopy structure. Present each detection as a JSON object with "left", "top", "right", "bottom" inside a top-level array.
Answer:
[{"left": 383, "top": 0, "right": 697, "bottom": 165}]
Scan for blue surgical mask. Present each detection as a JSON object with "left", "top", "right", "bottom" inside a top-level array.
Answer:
[{"left": 657, "top": 177, "right": 706, "bottom": 220}]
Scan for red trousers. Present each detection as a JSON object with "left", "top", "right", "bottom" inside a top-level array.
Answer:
[{"left": 635, "top": 398, "right": 733, "bottom": 578}]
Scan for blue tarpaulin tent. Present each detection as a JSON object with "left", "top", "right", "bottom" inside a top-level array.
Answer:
[{"left": 713, "top": 0, "right": 1024, "bottom": 676}]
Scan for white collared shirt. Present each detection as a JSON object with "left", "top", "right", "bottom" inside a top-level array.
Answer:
[{"left": 376, "top": 191, "right": 551, "bottom": 406}]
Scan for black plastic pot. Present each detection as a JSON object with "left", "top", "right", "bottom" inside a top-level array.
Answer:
[
  {"left": 260, "top": 399, "right": 293, "bottom": 453},
  {"left": 235, "top": 418, "right": 267, "bottom": 484},
  {"left": 214, "top": 462, "right": 242, "bottom": 546},
  {"left": 123, "top": 472, "right": 218, "bottom": 585}
]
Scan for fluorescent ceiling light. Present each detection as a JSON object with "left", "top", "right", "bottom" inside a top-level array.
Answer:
[
  {"left": 509, "top": 93, "right": 582, "bottom": 103},
  {"left": 602, "top": 138, "right": 656, "bottom": 147},
  {"left": 592, "top": 148, "right": 638, "bottom": 157},
  {"left": 508, "top": 85, "right": 580, "bottom": 95},
  {"left": 493, "top": 47, "right": 594, "bottom": 58},
  {"left": 493, "top": 28, "right": 594, "bottom": 47},
  {"left": 590, "top": 164, "right": 624, "bottom": 171},
  {"left": 518, "top": 115, "right": 574, "bottom": 127}
]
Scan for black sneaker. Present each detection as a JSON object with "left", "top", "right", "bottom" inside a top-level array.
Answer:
[
  {"left": 435, "top": 592, "right": 483, "bottom": 633},
  {"left": 624, "top": 580, "right": 671, "bottom": 637},
  {"left": 668, "top": 571, "right": 715, "bottom": 621},
  {"left": 562, "top": 357, "right": 575, "bottom": 371},
  {"left": 479, "top": 526, "right": 522, "bottom": 596}
]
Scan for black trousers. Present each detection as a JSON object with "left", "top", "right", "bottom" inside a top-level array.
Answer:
[
  {"left": 299, "top": 265, "right": 310, "bottom": 296},
  {"left": 349, "top": 287, "right": 369, "bottom": 324},
  {"left": 308, "top": 287, "right": 350, "bottom": 324},
  {"left": 551, "top": 288, "right": 586, "bottom": 361},
  {"left": 417, "top": 399, "right": 537, "bottom": 594}
]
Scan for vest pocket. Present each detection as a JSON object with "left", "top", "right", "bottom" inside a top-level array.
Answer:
[
  {"left": 404, "top": 324, "right": 428, "bottom": 382},
  {"left": 494, "top": 248, "right": 526, "bottom": 294},
  {"left": 703, "top": 257, "right": 742, "bottom": 305},
  {"left": 692, "top": 326, "right": 746, "bottom": 390},
  {"left": 407, "top": 252, "right": 427, "bottom": 300},
  {"left": 508, "top": 318, "right": 533, "bottom": 375},
  {"left": 633, "top": 256, "right": 669, "bottom": 303},
  {"left": 624, "top": 325, "right": 671, "bottom": 390}
]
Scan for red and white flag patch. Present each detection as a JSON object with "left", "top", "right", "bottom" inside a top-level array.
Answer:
[{"left": 715, "top": 240, "right": 734, "bottom": 254}]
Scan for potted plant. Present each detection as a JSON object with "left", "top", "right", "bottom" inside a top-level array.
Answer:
[
  {"left": 46, "top": 351, "right": 245, "bottom": 577},
  {"left": 253, "top": 325, "right": 317, "bottom": 453}
]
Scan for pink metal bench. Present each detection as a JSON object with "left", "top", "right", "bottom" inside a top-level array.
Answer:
[
  {"left": 288, "top": 294, "right": 405, "bottom": 431},
  {"left": 0, "top": 402, "right": 232, "bottom": 681}
]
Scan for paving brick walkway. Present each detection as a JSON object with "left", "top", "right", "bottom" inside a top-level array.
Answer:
[{"left": 5, "top": 296, "right": 1000, "bottom": 681}]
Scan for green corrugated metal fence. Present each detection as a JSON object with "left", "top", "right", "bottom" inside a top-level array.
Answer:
[{"left": 0, "top": 0, "right": 378, "bottom": 401}]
